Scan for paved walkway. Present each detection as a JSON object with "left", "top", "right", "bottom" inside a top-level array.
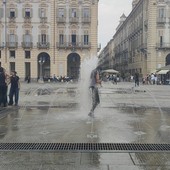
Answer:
[{"left": 0, "top": 81, "right": 169, "bottom": 169}]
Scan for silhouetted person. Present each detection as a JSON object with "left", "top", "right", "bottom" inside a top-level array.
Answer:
[
  {"left": 134, "top": 71, "right": 139, "bottom": 86},
  {"left": 0, "top": 67, "right": 8, "bottom": 107},
  {"left": 88, "top": 67, "right": 102, "bottom": 117},
  {"left": 8, "top": 71, "right": 20, "bottom": 106}
]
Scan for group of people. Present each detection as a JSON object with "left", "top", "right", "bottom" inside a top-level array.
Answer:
[
  {"left": 0, "top": 67, "right": 20, "bottom": 107},
  {"left": 131, "top": 72, "right": 160, "bottom": 86},
  {"left": 52, "top": 74, "right": 73, "bottom": 83}
]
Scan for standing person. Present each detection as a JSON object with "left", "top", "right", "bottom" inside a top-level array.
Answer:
[
  {"left": 134, "top": 71, "right": 139, "bottom": 86},
  {"left": 151, "top": 73, "right": 155, "bottom": 85},
  {"left": 130, "top": 75, "right": 134, "bottom": 82},
  {"left": 8, "top": 71, "right": 20, "bottom": 106},
  {"left": 0, "top": 67, "right": 8, "bottom": 107},
  {"left": 88, "top": 67, "right": 102, "bottom": 117},
  {"left": 27, "top": 75, "right": 30, "bottom": 83}
]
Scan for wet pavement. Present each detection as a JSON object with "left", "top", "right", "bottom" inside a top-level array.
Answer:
[{"left": 0, "top": 81, "right": 170, "bottom": 169}]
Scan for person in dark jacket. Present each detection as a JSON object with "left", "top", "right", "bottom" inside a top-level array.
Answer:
[
  {"left": 0, "top": 67, "right": 8, "bottom": 107},
  {"left": 8, "top": 71, "right": 20, "bottom": 106},
  {"left": 134, "top": 71, "right": 139, "bottom": 86}
]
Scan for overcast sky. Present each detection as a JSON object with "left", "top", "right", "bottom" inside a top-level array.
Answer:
[{"left": 98, "top": 0, "right": 132, "bottom": 49}]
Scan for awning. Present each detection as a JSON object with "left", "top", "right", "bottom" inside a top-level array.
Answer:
[
  {"left": 157, "top": 70, "right": 170, "bottom": 74},
  {"left": 101, "top": 69, "right": 119, "bottom": 74}
]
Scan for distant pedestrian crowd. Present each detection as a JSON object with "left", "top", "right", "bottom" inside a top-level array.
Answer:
[{"left": 0, "top": 67, "right": 20, "bottom": 107}]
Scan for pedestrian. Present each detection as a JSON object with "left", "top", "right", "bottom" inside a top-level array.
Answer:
[
  {"left": 130, "top": 75, "right": 134, "bottom": 82},
  {"left": 27, "top": 75, "right": 30, "bottom": 83},
  {"left": 88, "top": 66, "right": 102, "bottom": 117},
  {"left": 8, "top": 71, "right": 20, "bottom": 106},
  {"left": 151, "top": 73, "right": 155, "bottom": 85},
  {"left": 0, "top": 67, "right": 8, "bottom": 107},
  {"left": 154, "top": 74, "right": 158, "bottom": 85},
  {"left": 134, "top": 71, "right": 139, "bottom": 86}
]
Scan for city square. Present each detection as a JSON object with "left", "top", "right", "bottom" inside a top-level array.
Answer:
[
  {"left": 0, "top": 0, "right": 170, "bottom": 169},
  {"left": 0, "top": 81, "right": 170, "bottom": 169}
]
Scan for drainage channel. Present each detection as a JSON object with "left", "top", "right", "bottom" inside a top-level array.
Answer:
[{"left": 0, "top": 143, "right": 170, "bottom": 153}]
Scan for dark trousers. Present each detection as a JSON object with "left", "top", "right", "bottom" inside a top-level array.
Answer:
[
  {"left": 0, "top": 85, "right": 7, "bottom": 107},
  {"left": 90, "top": 86, "right": 100, "bottom": 112},
  {"left": 9, "top": 87, "right": 19, "bottom": 105},
  {"left": 135, "top": 80, "right": 139, "bottom": 86}
]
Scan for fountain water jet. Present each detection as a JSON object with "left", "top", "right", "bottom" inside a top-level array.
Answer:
[
  {"left": 79, "top": 56, "right": 99, "bottom": 139},
  {"left": 79, "top": 56, "right": 98, "bottom": 115}
]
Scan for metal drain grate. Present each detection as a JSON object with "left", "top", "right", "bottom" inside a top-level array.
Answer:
[{"left": 0, "top": 143, "right": 170, "bottom": 153}]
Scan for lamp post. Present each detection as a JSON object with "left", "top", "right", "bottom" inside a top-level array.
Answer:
[{"left": 38, "top": 57, "right": 45, "bottom": 83}]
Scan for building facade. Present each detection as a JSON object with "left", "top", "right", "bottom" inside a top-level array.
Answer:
[
  {"left": 0, "top": 0, "right": 100, "bottom": 81},
  {"left": 99, "top": 0, "right": 170, "bottom": 77}
]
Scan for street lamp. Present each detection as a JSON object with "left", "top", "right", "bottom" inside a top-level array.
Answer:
[{"left": 38, "top": 57, "right": 45, "bottom": 83}]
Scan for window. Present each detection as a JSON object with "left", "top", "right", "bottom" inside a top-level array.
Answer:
[
  {"left": 10, "top": 8, "right": 15, "bottom": 18},
  {"left": 59, "top": 8, "right": 64, "bottom": 18},
  {"left": 9, "top": 34, "right": 16, "bottom": 45},
  {"left": 84, "top": 30, "right": 89, "bottom": 45},
  {"left": 71, "top": 8, "right": 77, "bottom": 18},
  {"left": 25, "top": 51, "right": 31, "bottom": 59},
  {"left": 10, "top": 51, "right": 15, "bottom": 58},
  {"left": 160, "top": 36, "right": 163, "bottom": 47},
  {"left": 41, "top": 34, "right": 47, "bottom": 44},
  {"left": 84, "top": 35, "right": 89, "bottom": 45},
  {"left": 59, "top": 34, "right": 64, "bottom": 44},
  {"left": 24, "top": 34, "right": 31, "bottom": 43},
  {"left": 71, "top": 34, "right": 76, "bottom": 45},
  {"left": 39, "top": 8, "right": 46, "bottom": 18},
  {"left": 83, "top": 8, "right": 90, "bottom": 18},
  {"left": 25, "top": 8, "right": 31, "bottom": 18},
  {"left": 158, "top": 8, "right": 165, "bottom": 18}
]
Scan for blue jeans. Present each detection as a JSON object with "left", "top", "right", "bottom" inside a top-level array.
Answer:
[{"left": 9, "top": 87, "right": 19, "bottom": 105}]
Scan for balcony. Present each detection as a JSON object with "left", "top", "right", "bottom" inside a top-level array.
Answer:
[
  {"left": 22, "top": 42, "right": 33, "bottom": 49},
  {"left": 69, "top": 17, "right": 79, "bottom": 23},
  {"left": 9, "top": 17, "right": 16, "bottom": 23},
  {"left": 157, "top": 17, "right": 166, "bottom": 23},
  {"left": 56, "top": 42, "right": 91, "bottom": 49},
  {"left": 82, "top": 17, "right": 91, "bottom": 23},
  {"left": 156, "top": 43, "right": 170, "bottom": 50},
  {"left": 56, "top": 17, "right": 66, "bottom": 23},
  {"left": 24, "top": 17, "right": 31, "bottom": 23},
  {"left": 40, "top": 17, "right": 47, "bottom": 23},
  {"left": 37, "top": 42, "right": 50, "bottom": 49},
  {"left": 6, "top": 42, "right": 18, "bottom": 48}
]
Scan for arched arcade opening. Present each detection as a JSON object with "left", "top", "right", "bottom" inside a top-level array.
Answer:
[
  {"left": 37, "top": 52, "right": 50, "bottom": 80},
  {"left": 166, "top": 53, "right": 170, "bottom": 66},
  {"left": 67, "top": 53, "right": 80, "bottom": 80}
]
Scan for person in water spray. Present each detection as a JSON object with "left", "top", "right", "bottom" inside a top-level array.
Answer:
[{"left": 88, "top": 66, "right": 102, "bottom": 117}]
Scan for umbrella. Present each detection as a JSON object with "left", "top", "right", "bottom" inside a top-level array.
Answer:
[{"left": 101, "top": 69, "right": 119, "bottom": 74}]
